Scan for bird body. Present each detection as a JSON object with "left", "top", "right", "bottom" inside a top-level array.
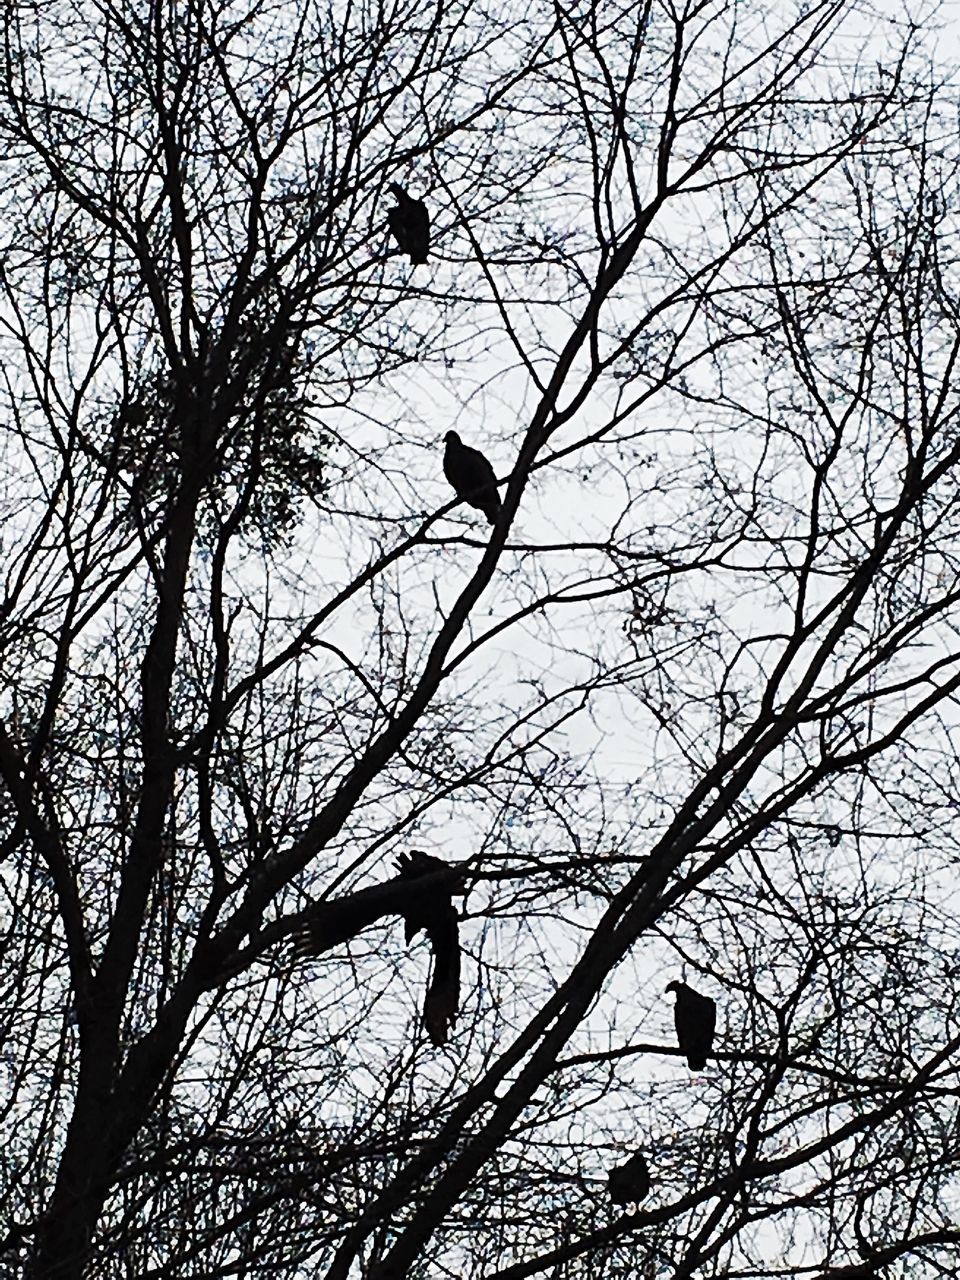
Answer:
[
  {"left": 397, "top": 850, "right": 451, "bottom": 943},
  {"left": 290, "top": 852, "right": 463, "bottom": 1046},
  {"left": 397, "top": 851, "right": 461, "bottom": 1046},
  {"left": 607, "top": 1151, "right": 650, "bottom": 1206},
  {"left": 665, "top": 979, "right": 717, "bottom": 1070},
  {"left": 387, "top": 183, "right": 430, "bottom": 264},
  {"left": 443, "top": 430, "right": 502, "bottom": 523}
]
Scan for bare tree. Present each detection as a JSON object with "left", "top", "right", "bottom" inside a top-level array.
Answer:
[{"left": 1, "top": 0, "right": 960, "bottom": 1277}]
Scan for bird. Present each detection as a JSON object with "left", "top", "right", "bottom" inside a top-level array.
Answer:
[
  {"left": 291, "top": 852, "right": 464, "bottom": 1047},
  {"left": 607, "top": 1151, "right": 650, "bottom": 1207},
  {"left": 396, "top": 851, "right": 462, "bottom": 1046},
  {"left": 665, "top": 979, "right": 717, "bottom": 1070},
  {"left": 443, "top": 430, "right": 502, "bottom": 524},
  {"left": 396, "top": 851, "right": 452, "bottom": 941},
  {"left": 387, "top": 183, "right": 430, "bottom": 264},
  {"left": 290, "top": 852, "right": 462, "bottom": 958}
]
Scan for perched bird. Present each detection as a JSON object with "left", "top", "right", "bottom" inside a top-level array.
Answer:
[
  {"left": 397, "top": 851, "right": 461, "bottom": 1046},
  {"left": 443, "top": 430, "right": 502, "bottom": 524},
  {"left": 291, "top": 852, "right": 464, "bottom": 1047},
  {"left": 665, "top": 979, "right": 717, "bottom": 1070},
  {"left": 396, "top": 850, "right": 452, "bottom": 941},
  {"left": 387, "top": 183, "right": 430, "bottom": 264},
  {"left": 290, "top": 853, "right": 462, "bottom": 960},
  {"left": 607, "top": 1151, "right": 650, "bottom": 1207}
]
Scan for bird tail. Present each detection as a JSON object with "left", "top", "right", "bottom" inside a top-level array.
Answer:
[
  {"left": 424, "top": 909, "right": 461, "bottom": 1045},
  {"left": 482, "top": 495, "right": 502, "bottom": 524},
  {"left": 688, "top": 1054, "right": 707, "bottom": 1070}
]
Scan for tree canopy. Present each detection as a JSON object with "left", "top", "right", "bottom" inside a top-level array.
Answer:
[{"left": 2, "top": 0, "right": 960, "bottom": 1277}]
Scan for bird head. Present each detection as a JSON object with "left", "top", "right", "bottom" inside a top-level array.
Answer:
[
  {"left": 388, "top": 182, "right": 405, "bottom": 200},
  {"left": 444, "top": 430, "right": 460, "bottom": 447},
  {"left": 665, "top": 980, "right": 685, "bottom": 996}
]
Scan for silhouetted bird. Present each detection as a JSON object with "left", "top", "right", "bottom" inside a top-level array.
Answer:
[
  {"left": 291, "top": 854, "right": 464, "bottom": 1048},
  {"left": 443, "top": 430, "right": 502, "bottom": 524},
  {"left": 387, "top": 183, "right": 430, "bottom": 264},
  {"left": 291, "top": 854, "right": 462, "bottom": 956},
  {"left": 607, "top": 1151, "right": 650, "bottom": 1206},
  {"left": 665, "top": 979, "right": 716, "bottom": 1070},
  {"left": 397, "top": 851, "right": 461, "bottom": 1045},
  {"left": 396, "top": 850, "right": 450, "bottom": 941}
]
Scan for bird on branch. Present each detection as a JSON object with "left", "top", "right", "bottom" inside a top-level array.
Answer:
[
  {"left": 396, "top": 851, "right": 461, "bottom": 1045},
  {"left": 607, "top": 1150, "right": 650, "bottom": 1207},
  {"left": 443, "top": 430, "right": 502, "bottom": 524},
  {"left": 387, "top": 183, "right": 430, "bottom": 264},
  {"left": 665, "top": 979, "right": 717, "bottom": 1070},
  {"left": 291, "top": 851, "right": 464, "bottom": 1045}
]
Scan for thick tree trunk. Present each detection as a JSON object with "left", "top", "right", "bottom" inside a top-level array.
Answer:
[
  {"left": 31, "top": 1100, "right": 116, "bottom": 1278},
  {"left": 32, "top": 457, "right": 206, "bottom": 1276},
  {"left": 31, "top": 981, "right": 200, "bottom": 1277}
]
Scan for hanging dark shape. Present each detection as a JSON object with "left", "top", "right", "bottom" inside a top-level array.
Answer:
[
  {"left": 396, "top": 851, "right": 461, "bottom": 1045},
  {"left": 291, "top": 851, "right": 464, "bottom": 1046},
  {"left": 387, "top": 183, "right": 430, "bottom": 264}
]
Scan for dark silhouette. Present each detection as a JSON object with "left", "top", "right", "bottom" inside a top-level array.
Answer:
[
  {"left": 813, "top": 1268, "right": 878, "bottom": 1280},
  {"left": 665, "top": 979, "right": 717, "bottom": 1070},
  {"left": 395, "top": 849, "right": 450, "bottom": 941},
  {"left": 396, "top": 851, "right": 461, "bottom": 1045},
  {"left": 292, "top": 852, "right": 463, "bottom": 1045},
  {"left": 443, "top": 430, "right": 502, "bottom": 523},
  {"left": 607, "top": 1151, "right": 650, "bottom": 1206},
  {"left": 387, "top": 183, "right": 430, "bottom": 264}
]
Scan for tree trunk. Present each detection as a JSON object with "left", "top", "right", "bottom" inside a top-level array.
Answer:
[{"left": 31, "top": 1101, "right": 115, "bottom": 1278}]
